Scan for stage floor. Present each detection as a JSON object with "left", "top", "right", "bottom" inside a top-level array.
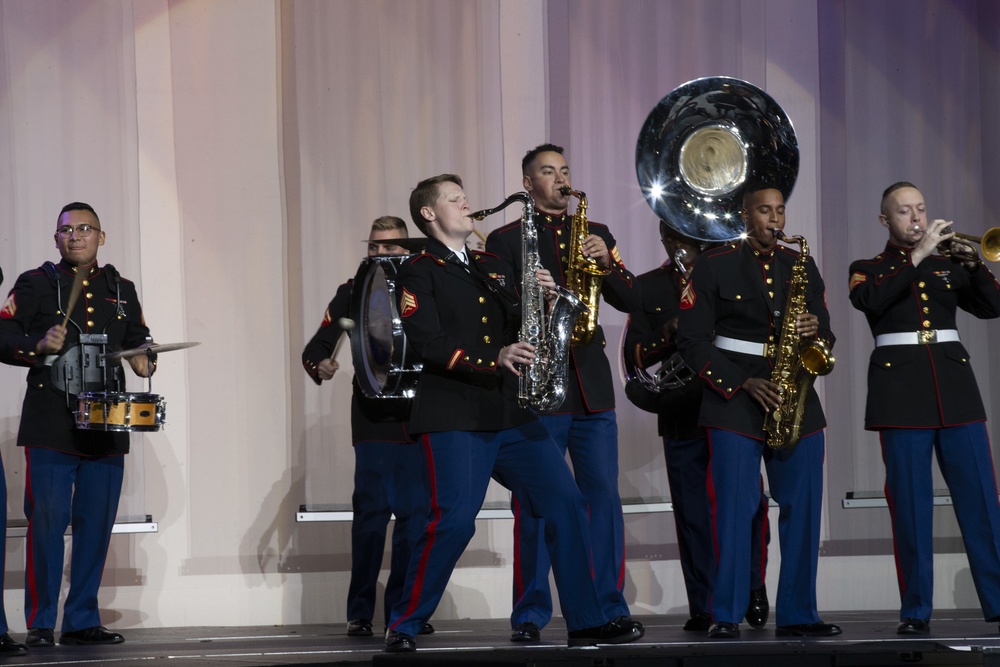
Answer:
[{"left": 7, "top": 611, "right": 1000, "bottom": 666}]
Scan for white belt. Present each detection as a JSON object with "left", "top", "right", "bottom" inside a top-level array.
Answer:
[
  {"left": 714, "top": 335, "right": 773, "bottom": 357},
  {"left": 874, "top": 329, "right": 960, "bottom": 347}
]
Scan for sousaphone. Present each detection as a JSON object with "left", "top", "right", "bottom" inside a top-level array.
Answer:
[{"left": 635, "top": 76, "right": 799, "bottom": 241}]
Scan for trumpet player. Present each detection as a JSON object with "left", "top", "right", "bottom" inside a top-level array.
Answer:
[
  {"left": 676, "top": 184, "right": 840, "bottom": 639},
  {"left": 625, "top": 221, "right": 771, "bottom": 632},
  {"left": 486, "top": 144, "right": 641, "bottom": 643},
  {"left": 849, "top": 182, "right": 1000, "bottom": 635}
]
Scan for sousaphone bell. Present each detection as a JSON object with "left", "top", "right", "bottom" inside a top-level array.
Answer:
[{"left": 635, "top": 76, "right": 799, "bottom": 242}]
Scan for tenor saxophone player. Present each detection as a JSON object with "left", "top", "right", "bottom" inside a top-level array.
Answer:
[
  {"left": 384, "top": 174, "right": 643, "bottom": 652},
  {"left": 625, "top": 221, "right": 771, "bottom": 633},
  {"left": 676, "top": 184, "right": 841, "bottom": 639},
  {"left": 486, "top": 144, "right": 641, "bottom": 643}
]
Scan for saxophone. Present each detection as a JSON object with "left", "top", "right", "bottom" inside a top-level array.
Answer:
[
  {"left": 560, "top": 186, "right": 610, "bottom": 345},
  {"left": 470, "top": 193, "right": 586, "bottom": 412},
  {"left": 763, "top": 229, "right": 835, "bottom": 450}
]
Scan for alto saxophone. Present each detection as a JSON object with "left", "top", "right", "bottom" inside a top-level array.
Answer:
[
  {"left": 763, "top": 230, "right": 835, "bottom": 450},
  {"left": 560, "top": 186, "right": 610, "bottom": 345},
  {"left": 471, "top": 193, "right": 586, "bottom": 412}
]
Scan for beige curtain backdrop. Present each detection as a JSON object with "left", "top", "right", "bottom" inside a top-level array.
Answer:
[{"left": 1, "top": 0, "right": 999, "bottom": 629}]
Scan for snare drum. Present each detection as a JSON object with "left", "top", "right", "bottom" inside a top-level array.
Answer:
[
  {"left": 75, "top": 392, "right": 166, "bottom": 432},
  {"left": 349, "top": 255, "right": 422, "bottom": 401}
]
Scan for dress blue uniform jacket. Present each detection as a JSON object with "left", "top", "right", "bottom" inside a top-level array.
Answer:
[
  {"left": 676, "top": 241, "right": 833, "bottom": 437},
  {"left": 397, "top": 238, "right": 533, "bottom": 434},
  {"left": 0, "top": 260, "right": 151, "bottom": 454},
  {"left": 848, "top": 242, "right": 1000, "bottom": 428}
]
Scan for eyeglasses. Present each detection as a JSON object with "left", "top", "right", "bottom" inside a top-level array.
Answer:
[{"left": 56, "top": 224, "right": 101, "bottom": 239}]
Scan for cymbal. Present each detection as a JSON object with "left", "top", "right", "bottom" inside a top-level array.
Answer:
[{"left": 102, "top": 341, "right": 201, "bottom": 361}]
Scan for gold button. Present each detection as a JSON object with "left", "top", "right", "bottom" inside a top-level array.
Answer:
[
  {"left": 727, "top": 388, "right": 732, "bottom": 392},
  {"left": 716, "top": 378, "right": 722, "bottom": 384},
  {"left": 86, "top": 292, "right": 93, "bottom": 299},
  {"left": 923, "top": 307, "right": 929, "bottom": 314},
  {"left": 918, "top": 281, "right": 926, "bottom": 288},
  {"left": 706, "top": 370, "right": 712, "bottom": 375},
  {"left": 87, "top": 320, "right": 95, "bottom": 327},
  {"left": 922, "top": 320, "right": 931, "bottom": 327},
  {"left": 464, "top": 356, "right": 469, "bottom": 361},
  {"left": 82, "top": 280, "right": 90, "bottom": 287},
  {"left": 736, "top": 294, "right": 742, "bottom": 300},
  {"left": 477, "top": 358, "right": 482, "bottom": 364},
  {"left": 479, "top": 297, "right": 486, "bottom": 304},
  {"left": 920, "top": 293, "right": 928, "bottom": 301},
  {"left": 87, "top": 306, "right": 95, "bottom": 313},
  {"left": 654, "top": 307, "right": 661, "bottom": 312},
  {"left": 556, "top": 229, "right": 562, "bottom": 235},
  {"left": 37, "top": 383, "right": 44, "bottom": 388},
  {"left": 885, "top": 362, "right": 891, "bottom": 367},
  {"left": 962, "top": 357, "right": 968, "bottom": 363},
  {"left": 764, "top": 264, "right": 770, "bottom": 270},
  {"left": 766, "top": 278, "right": 773, "bottom": 284},
  {"left": 559, "top": 243, "right": 566, "bottom": 249},
  {"left": 481, "top": 316, "right": 488, "bottom": 324},
  {"left": 490, "top": 361, "right": 496, "bottom": 367},
  {"left": 483, "top": 335, "right": 491, "bottom": 344},
  {"left": 946, "top": 284, "right": 952, "bottom": 289}
]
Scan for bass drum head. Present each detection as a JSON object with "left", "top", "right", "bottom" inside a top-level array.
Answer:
[{"left": 349, "top": 255, "right": 421, "bottom": 400}]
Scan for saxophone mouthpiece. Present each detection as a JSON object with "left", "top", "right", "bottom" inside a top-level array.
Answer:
[
  {"left": 772, "top": 227, "right": 786, "bottom": 240},
  {"left": 559, "top": 186, "right": 572, "bottom": 196}
]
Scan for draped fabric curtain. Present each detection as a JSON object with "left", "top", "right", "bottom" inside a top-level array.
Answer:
[{"left": 1, "top": 0, "right": 999, "bottom": 629}]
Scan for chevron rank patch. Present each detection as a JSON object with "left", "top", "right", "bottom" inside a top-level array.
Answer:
[
  {"left": 400, "top": 288, "right": 418, "bottom": 317},
  {"left": 0, "top": 293, "right": 15, "bottom": 319},
  {"left": 679, "top": 279, "right": 696, "bottom": 309},
  {"left": 611, "top": 246, "right": 625, "bottom": 267},
  {"left": 848, "top": 272, "right": 867, "bottom": 291}
]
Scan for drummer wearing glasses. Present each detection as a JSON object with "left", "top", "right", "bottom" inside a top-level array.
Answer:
[{"left": 0, "top": 202, "right": 154, "bottom": 648}]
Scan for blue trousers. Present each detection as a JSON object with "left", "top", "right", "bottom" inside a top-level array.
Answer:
[
  {"left": 707, "top": 429, "right": 824, "bottom": 626},
  {"left": 389, "top": 422, "right": 608, "bottom": 638},
  {"left": 881, "top": 423, "right": 1000, "bottom": 621},
  {"left": 0, "top": 454, "right": 9, "bottom": 635},
  {"left": 347, "top": 440, "right": 429, "bottom": 626},
  {"left": 510, "top": 411, "right": 628, "bottom": 628},
  {"left": 23, "top": 447, "right": 124, "bottom": 632},
  {"left": 664, "top": 435, "right": 769, "bottom": 618}
]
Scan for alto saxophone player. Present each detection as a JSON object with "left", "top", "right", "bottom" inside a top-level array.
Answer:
[
  {"left": 849, "top": 182, "right": 1000, "bottom": 636},
  {"left": 486, "top": 144, "right": 642, "bottom": 643},
  {"left": 625, "top": 221, "right": 771, "bottom": 633},
  {"left": 676, "top": 184, "right": 841, "bottom": 639}
]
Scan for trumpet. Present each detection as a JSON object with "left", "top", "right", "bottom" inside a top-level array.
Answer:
[{"left": 938, "top": 225, "right": 1000, "bottom": 263}]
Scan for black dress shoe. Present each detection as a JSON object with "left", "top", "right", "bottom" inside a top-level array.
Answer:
[
  {"left": 897, "top": 618, "right": 930, "bottom": 635},
  {"left": 59, "top": 626, "right": 125, "bottom": 645},
  {"left": 775, "top": 622, "right": 842, "bottom": 637},
  {"left": 346, "top": 619, "right": 373, "bottom": 637},
  {"left": 0, "top": 633, "right": 28, "bottom": 655},
  {"left": 419, "top": 622, "right": 435, "bottom": 635},
  {"left": 384, "top": 631, "right": 416, "bottom": 653},
  {"left": 510, "top": 621, "right": 540, "bottom": 642},
  {"left": 683, "top": 614, "right": 712, "bottom": 632},
  {"left": 745, "top": 585, "right": 770, "bottom": 629},
  {"left": 708, "top": 622, "right": 740, "bottom": 639},
  {"left": 25, "top": 628, "right": 54, "bottom": 648},
  {"left": 567, "top": 615, "right": 644, "bottom": 646}
]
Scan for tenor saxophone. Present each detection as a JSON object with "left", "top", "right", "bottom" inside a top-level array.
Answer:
[
  {"left": 471, "top": 193, "right": 586, "bottom": 412},
  {"left": 560, "top": 186, "right": 610, "bottom": 345},
  {"left": 763, "top": 230, "right": 835, "bottom": 450}
]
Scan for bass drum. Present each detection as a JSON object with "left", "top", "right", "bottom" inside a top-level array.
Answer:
[{"left": 349, "top": 255, "right": 422, "bottom": 402}]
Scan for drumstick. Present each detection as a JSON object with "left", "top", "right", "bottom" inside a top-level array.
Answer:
[
  {"left": 61, "top": 269, "right": 87, "bottom": 328},
  {"left": 332, "top": 317, "right": 355, "bottom": 360}
]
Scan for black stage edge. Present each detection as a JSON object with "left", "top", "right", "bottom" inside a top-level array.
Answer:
[{"left": 8, "top": 612, "right": 1000, "bottom": 666}]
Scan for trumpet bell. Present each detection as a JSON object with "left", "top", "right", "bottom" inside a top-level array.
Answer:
[
  {"left": 636, "top": 76, "right": 799, "bottom": 242},
  {"left": 982, "top": 227, "right": 1000, "bottom": 262}
]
